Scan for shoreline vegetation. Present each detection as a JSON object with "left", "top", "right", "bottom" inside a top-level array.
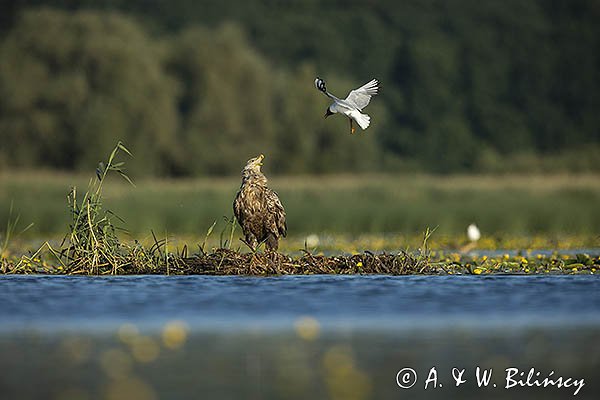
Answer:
[
  {"left": 3, "top": 247, "right": 599, "bottom": 276},
  {"left": 1, "top": 144, "right": 599, "bottom": 276}
]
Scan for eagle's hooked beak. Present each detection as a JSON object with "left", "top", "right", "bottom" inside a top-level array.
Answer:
[{"left": 324, "top": 108, "right": 334, "bottom": 119}]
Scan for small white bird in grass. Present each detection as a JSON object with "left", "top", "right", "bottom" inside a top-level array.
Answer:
[
  {"left": 315, "top": 77, "right": 380, "bottom": 134},
  {"left": 461, "top": 223, "right": 481, "bottom": 253},
  {"left": 467, "top": 223, "right": 481, "bottom": 242}
]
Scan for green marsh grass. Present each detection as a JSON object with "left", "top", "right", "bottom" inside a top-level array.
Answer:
[
  {"left": 4, "top": 143, "right": 182, "bottom": 274},
  {"left": 60, "top": 142, "right": 134, "bottom": 274},
  {"left": 0, "top": 201, "right": 33, "bottom": 271},
  {"left": 1, "top": 172, "right": 599, "bottom": 241}
]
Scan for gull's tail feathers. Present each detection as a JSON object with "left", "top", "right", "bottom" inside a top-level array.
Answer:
[{"left": 351, "top": 111, "right": 371, "bottom": 130}]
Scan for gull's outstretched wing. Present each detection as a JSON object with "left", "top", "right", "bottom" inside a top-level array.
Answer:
[
  {"left": 314, "top": 77, "right": 338, "bottom": 101},
  {"left": 345, "top": 79, "right": 379, "bottom": 110}
]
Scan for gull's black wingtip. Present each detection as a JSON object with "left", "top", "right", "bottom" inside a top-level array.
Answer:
[{"left": 315, "top": 77, "right": 327, "bottom": 93}]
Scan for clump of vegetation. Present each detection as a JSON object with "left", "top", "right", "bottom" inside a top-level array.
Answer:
[
  {"left": 5, "top": 245, "right": 599, "bottom": 276},
  {"left": 60, "top": 142, "right": 134, "bottom": 273},
  {"left": 6, "top": 143, "right": 178, "bottom": 274}
]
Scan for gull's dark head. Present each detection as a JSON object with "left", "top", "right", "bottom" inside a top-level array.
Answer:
[{"left": 324, "top": 107, "right": 334, "bottom": 118}]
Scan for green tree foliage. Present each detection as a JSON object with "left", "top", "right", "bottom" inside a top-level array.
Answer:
[
  {"left": 164, "top": 23, "right": 380, "bottom": 175},
  {"left": 0, "top": 1, "right": 599, "bottom": 175},
  {"left": 0, "top": 8, "right": 179, "bottom": 176},
  {"left": 0, "top": 8, "right": 380, "bottom": 176},
  {"left": 166, "top": 24, "right": 278, "bottom": 175}
]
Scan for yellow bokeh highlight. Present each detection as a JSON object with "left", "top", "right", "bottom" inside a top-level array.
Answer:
[
  {"left": 294, "top": 316, "right": 320, "bottom": 341},
  {"left": 130, "top": 336, "right": 160, "bottom": 363},
  {"left": 162, "top": 320, "right": 189, "bottom": 350},
  {"left": 117, "top": 323, "right": 139, "bottom": 345}
]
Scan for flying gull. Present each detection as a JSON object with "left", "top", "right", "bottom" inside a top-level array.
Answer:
[{"left": 315, "top": 77, "right": 380, "bottom": 134}]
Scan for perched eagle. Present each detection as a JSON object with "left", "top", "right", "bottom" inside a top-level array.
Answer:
[{"left": 233, "top": 154, "right": 287, "bottom": 251}]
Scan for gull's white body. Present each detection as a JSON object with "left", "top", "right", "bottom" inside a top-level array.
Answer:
[
  {"left": 315, "top": 78, "right": 379, "bottom": 132},
  {"left": 329, "top": 101, "right": 371, "bottom": 130}
]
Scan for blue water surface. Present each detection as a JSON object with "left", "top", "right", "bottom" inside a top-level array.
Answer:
[{"left": 0, "top": 275, "right": 599, "bottom": 332}]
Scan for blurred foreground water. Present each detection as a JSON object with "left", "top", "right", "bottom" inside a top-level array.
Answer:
[{"left": 1, "top": 275, "right": 599, "bottom": 399}]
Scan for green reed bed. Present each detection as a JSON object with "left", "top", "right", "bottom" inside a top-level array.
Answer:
[{"left": 2, "top": 173, "right": 600, "bottom": 238}]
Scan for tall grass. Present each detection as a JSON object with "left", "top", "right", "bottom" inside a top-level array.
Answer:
[
  {"left": 8, "top": 143, "right": 181, "bottom": 274},
  {"left": 1, "top": 172, "right": 599, "bottom": 240},
  {"left": 0, "top": 202, "right": 33, "bottom": 256},
  {"left": 0, "top": 201, "right": 33, "bottom": 271},
  {"left": 61, "top": 142, "right": 133, "bottom": 273}
]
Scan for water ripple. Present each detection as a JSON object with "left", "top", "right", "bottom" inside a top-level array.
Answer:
[{"left": 0, "top": 275, "right": 599, "bottom": 332}]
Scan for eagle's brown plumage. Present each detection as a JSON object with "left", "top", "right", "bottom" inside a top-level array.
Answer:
[{"left": 233, "top": 154, "right": 286, "bottom": 251}]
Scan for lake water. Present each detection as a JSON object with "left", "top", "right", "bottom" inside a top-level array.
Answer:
[
  {"left": 1, "top": 275, "right": 599, "bottom": 399},
  {"left": 0, "top": 275, "right": 599, "bottom": 332}
]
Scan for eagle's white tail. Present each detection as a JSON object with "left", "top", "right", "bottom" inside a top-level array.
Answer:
[{"left": 351, "top": 111, "right": 371, "bottom": 130}]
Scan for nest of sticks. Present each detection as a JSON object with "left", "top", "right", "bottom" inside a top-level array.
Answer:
[{"left": 171, "top": 248, "right": 435, "bottom": 275}]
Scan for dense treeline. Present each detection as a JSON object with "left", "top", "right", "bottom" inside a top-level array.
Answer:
[{"left": 0, "top": 1, "right": 598, "bottom": 176}]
